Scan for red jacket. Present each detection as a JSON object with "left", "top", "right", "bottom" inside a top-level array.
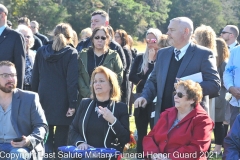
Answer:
[{"left": 143, "top": 104, "right": 214, "bottom": 160}]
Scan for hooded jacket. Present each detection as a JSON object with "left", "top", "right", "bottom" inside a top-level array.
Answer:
[{"left": 32, "top": 42, "right": 78, "bottom": 125}]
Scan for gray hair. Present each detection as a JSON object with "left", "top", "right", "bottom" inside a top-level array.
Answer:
[
  {"left": 16, "top": 25, "right": 35, "bottom": 49},
  {"left": 171, "top": 17, "right": 194, "bottom": 34},
  {"left": 0, "top": 4, "right": 8, "bottom": 15}
]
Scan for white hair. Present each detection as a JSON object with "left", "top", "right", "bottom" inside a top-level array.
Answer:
[
  {"left": 16, "top": 24, "right": 35, "bottom": 49},
  {"left": 171, "top": 17, "right": 194, "bottom": 34}
]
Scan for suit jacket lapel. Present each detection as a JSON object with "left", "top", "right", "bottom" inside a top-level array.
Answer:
[
  {"left": 176, "top": 43, "right": 195, "bottom": 78},
  {"left": 0, "top": 27, "right": 11, "bottom": 45},
  {"left": 11, "top": 89, "right": 21, "bottom": 136}
]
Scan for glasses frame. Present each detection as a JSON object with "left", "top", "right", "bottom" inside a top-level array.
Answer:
[
  {"left": 221, "top": 31, "right": 232, "bottom": 35},
  {"left": 173, "top": 91, "right": 187, "bottom": 98},
  {"left": 94, "top": 36, "right": 107, "bottom": 41},
  {"left": 0, "top": 73, "right": 17, "bottom": 79}
]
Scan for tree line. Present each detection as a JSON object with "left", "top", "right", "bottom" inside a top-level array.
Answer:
[{"left": 1, "top": 0, "right": 240, "bottom": 41}]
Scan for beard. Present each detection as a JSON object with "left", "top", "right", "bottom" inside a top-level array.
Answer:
[{"left": 0, "top": 82, "right": 16, "bottom": 93}]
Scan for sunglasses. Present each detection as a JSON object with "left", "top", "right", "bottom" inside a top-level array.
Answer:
[
  {"left": 221, "top": 31, "right": 232, "bottom": 34},
  {"left": 146, "top": 38, "right": 157, "bottom": 43},
  {"left": 173, "top": 91, "right": 187, "bottom": 98},
  {"left": 94, "top": 36, "right": 107, "bottom": 40}
]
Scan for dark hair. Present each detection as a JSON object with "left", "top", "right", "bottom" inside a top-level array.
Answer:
[
  {"left": 90, "top": 26, "right": 110, "bottom": 50},
  {"left": 7, "top": 20, "right": 12, "bottom": 27},
  {"left": 18, "top": 17, "right": 30, "bottom": 26},
  {"left": 91, "top": 10, "right": 109, "bottom": 21},
  {"left": 216, "top": 38, "right": 229, "bottom": 67},
  {"left": 0, "top": 61, "right": 15, "bottom": 68},
  {"left": 115, "top": 29, "right": 129, "bottom": 48},
  {"left": 107, "top": 25, "right": 114, "bottom": 38}
]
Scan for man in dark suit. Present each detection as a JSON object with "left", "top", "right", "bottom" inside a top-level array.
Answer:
[
  {"left": 76, "top": 10, "right": 126, "bottom": 70},
  {"left": 0, "top": 4, "right": 25, "bottom": 89},
  {"left": 134, "top": 17, "right": 221, "bottom": 125},
  {"left": 30, "top": 20, "right": 49, "bottom": 45},
  {"left": 0, "top": 61, "right": 48, "bottom": 160}
]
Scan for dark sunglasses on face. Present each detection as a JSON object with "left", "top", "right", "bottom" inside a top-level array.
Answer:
[
  {"left": 221, "top": 31, "right": 232, "bottom": 34},
  {"left": 173, "top": 91, "right": 186, "bottom": 98},
  {"left": 94, "top": 36, "right": 107, "bottom": 40},
  {"left": 146, "top": 38, "right": 157, "bottom": 43}
]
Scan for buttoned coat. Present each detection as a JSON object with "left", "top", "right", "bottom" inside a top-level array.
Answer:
[
  {"left": 0, "top": 27, "right": 26, "bottom": 89},
  {"left": 142, "top": 43, "right": 221, "bottom": 124},
  {"left": 11, "top": 89, "right": 48, "bottom": 160},
  {"left": 143, "top": 104, "right": 214, "bottom": 160}
]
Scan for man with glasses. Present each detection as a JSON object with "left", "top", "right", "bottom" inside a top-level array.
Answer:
[
  {"left": 76, "top": 10, "right": 126, "bottom": 71},
  {"left": 30, "top": 21, "right": 49, "bottom": 45},
  {"left": 134, "top": 17, "right": 221, "bottom": 125},
  {"left": 0, "top": 4, "right": 25, "bottom": 89},
  {"left": 221, "top": 25, "right": 239, "bottom": 50},
  {"left": 0, "top": 61, "right": 48, "bottom": 160}
]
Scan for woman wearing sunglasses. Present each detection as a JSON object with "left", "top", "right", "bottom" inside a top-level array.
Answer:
[
  {"left": 129, "top": 28, "right": 162, "bottom": 154},
  {"left": 78, "top": 26, "right": 123, "bottom": 100},
  {"left": 143, "top": 80, "right": 214, "bottom": 160}
]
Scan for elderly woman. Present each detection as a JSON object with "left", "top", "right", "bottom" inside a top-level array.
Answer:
[
  {"left": 143, "top": 80, "right": 214, "bottom": 160},
  {"left": 32, "top": 23, "right": 78, "bottom": 159},
  {"left": 129, "top": 28, "right": 162, "bottom": 154},
  {"left": 16, "top": 25, "right": 35, "bottom": 91},
  {"left": 67, "top": 66, "right": 130, "bottom": 160},
  {"left": 78, "top": 26, "right": 123, "bottom": 100}
]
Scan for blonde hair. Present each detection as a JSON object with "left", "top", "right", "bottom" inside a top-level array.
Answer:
[
  {"left": 72, "top": 30, "right": 78, "bottom": 48},
  {"left": 16, "top": 24, "right": 35, "bottom": 49},
  {"left": 158, "top": 34, "right": 171, "bottom": 48},
  {"left": 80, "top": 27, "right": 92, "bottom": 41},
  {"left": 52, "top": 23, "right": 73, "bottom": 51},
  {"left": 194, "top": 24, "right": 217, "bottom": 56},
  {"left": 141, "top": 28, "right": 162, "bottom": 74},
  {"left": 176, "top": 80, "right": 203, "bottom": 108},
  {"left": 90, "top": 66, "right": 121, "bottom": 101}
]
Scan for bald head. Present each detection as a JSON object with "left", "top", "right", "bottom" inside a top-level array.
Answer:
[
  {"left": 171, "top": 17, "right": 194, "bottom": 35},
  {"left": 225, "top": 25, "right": 239, "bottom": 38}
]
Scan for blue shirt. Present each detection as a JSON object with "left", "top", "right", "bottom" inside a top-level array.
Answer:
[{"left": 0, "top": 24, "right": 7, "bottom": 36}]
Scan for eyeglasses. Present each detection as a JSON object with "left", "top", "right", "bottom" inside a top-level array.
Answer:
[
  {"left": 94, "top": 36, "right": 107, "bottom": 40},
  {"left": 0, "top": 73, "right": 17, "bottom": 79},
  {"left": 146, "top": 38, "right": 157, "bottom": 44},
  {"left": 24, "top": 35, "right": 31, "bottom": 39},
  {"left": 173, "top": 91, "right": 187, "bottom": 98},
  {"left": 30, "top": 26, "right": 36, "bottom": 29},
  {"left": 221, "top": 31, "right": 232, "bottom": 35}
]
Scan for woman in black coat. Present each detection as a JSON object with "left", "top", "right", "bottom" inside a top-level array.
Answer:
[
  {"left": 31, "top": 23, "right": 78, "bottom": 159},
  {"left": 67, "top": 66, "right": 130, "bottom": 160}
]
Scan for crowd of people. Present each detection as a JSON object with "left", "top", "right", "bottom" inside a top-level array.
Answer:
[{"left": 0, "top": 3, "right": 240, "bottom": 160}]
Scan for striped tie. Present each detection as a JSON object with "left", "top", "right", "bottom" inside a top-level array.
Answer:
[{"left": 175, "top": 50, "right": 181, "bottom": 60}]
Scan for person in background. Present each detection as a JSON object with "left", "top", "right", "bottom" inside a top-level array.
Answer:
[
  {"left": 158, "top": 34, "right": 171, "bottom": 48},
  {"left": 78, "top": 26, "right": 123, "bottom": 101},
  {"left": 143, "top": 80, "right": 214, "bottom": 160},
  {"left": 211, "top": 38, "right": 230, "bottom": 154},
  {"left": 76, "top": 10, "right": 126, "bottom": 71},
  {"left": 30, "top": 20, "right": 49, "bottom": 45},
  {"left": 31, "top": 23, "right": 78, "bottom": 159},
  {"left": 66, "top": 66, "right": 130, "bottom": 160},
  {"left": 16, "top": 25, "right": 35, "bottom": 91},
  {"left": 128, "top": 35, "right": 137, "bottom": 59},
  {"left": 79, "top": 27, "right": 92, "bottom": 42},
  {"left": 221, "top": 25, "right": 239, "bottom": 50},
  {"left": 114, "top": 29, "right": 132, "bottom": 114},
  {"left": 18, "top": 17, "right": 42, "bottom": 51},
  {"left": 0, "top": 4, "right": 25, "bottom": 89},
  {"left": 72, "top": 30, "right": 79, "bottom": 48},
  {"left": 129, "top": 28, "right": 162, "bottom": 154},
  {"left": 7, "top": 20, "right": 12, "bottom": 28}
]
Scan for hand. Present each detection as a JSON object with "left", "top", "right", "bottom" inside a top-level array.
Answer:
[
  {"left": 148, "top": 48, "right": 156, "bottom": 61},
  {"left": 77, "top": 142, "right": 93, "bottom": 150},
  {"left": 11, "top": 136, "right": 30, "bottom": 148},
  {"left": 134, "top": 97, "right": 147, "bottom": 108},
  {"left": 98, "top": 106, "right": 116, "bottom": 124},
  {"left": 66, "top": 108, "right": 75, "bottom": 117},
  {"left": 229, "top": 86, "right": 240, "bottom": 99}
]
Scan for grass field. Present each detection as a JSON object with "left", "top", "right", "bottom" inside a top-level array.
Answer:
[{"left": 125, "top": 44, "right": 223, "bottom": 160}]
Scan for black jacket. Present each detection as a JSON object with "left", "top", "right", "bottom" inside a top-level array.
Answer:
[
  {"left": 31, "top": 42, "right": 78, "bottom": 125},
  {"left": 76, "top": 38, "right": 126, "bottom": 70},
  {"left": 68, "top": 98, "right": 130, "bottom": 153},
  {"left": 35, "top": 32, "right": 49, "bottom": 45}
]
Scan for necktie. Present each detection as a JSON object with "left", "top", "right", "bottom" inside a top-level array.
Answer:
[{"left": 175, "top": 50, "right": 181, "bottom": 60}]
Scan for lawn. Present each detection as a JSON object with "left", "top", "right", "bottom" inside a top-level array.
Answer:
[{"left": 125, "top": 43, "right": 223, "bottom": 160}]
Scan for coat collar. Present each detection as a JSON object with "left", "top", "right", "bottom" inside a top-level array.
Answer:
[
  {"left": 11, "top": 88, "right": 21, "bottom": 136},
  {"left": 0, "top": 27, "right": 11, "bottom": 45},
  {"left": 165, "top": 103, "right": 207, "bottom": 130}
]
